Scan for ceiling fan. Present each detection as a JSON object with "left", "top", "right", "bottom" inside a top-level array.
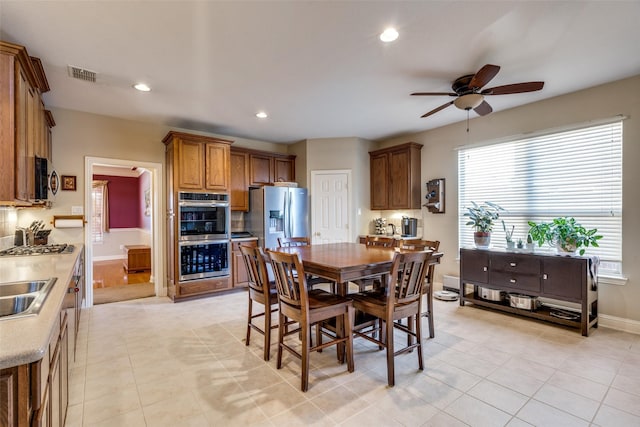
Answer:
[{"left": 411, "top": 64, "right": 544, "bottom": 118}]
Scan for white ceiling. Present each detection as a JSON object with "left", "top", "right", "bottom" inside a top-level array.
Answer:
[{"left": 1, "top": 1, "right": 639, "bottom": 144}]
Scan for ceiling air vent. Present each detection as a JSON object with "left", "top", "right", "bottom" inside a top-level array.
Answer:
[{"left": 67, "top": 65, "right": 97, "bottom": 83}]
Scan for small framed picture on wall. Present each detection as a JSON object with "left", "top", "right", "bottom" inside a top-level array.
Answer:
[{"left": 61, "top": 175, "right": 76, "bottom": 191}]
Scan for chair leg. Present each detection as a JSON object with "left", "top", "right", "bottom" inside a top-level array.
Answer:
[
  {"left": 427, "top": 294, "right": 435, "bottom": 339},
  {"left": 277, "top": 312, "right": 285, "bottom": 369},
  {"left": 301, "top": 322, "right": 310, "bottom": 392},
  {"left": 264, "top": 303, "right": 271, "bottom": 361},
  {"left": 345, "top": 307, "right": 355, "bottom": 373},
  {"left": 415, "top": 313, "right": 424, "bottom": 371},
  {"left": 386, "top": 318, "right": 395, "bottom": 387},
  {"left": 245, "top": 297, "right": 253, "bottom": 346}
]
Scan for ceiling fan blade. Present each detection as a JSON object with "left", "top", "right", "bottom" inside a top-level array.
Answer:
[
  {"left": 482, "top": 81, "right": 544, "bottom": 95},
  {"left": 474, "top": 100, "right": 493, "bottom": 116},
  {"left": 411, "top": 92, "right": 457, "bottom": 96},
  {"left": 421, "top": 100, "right": 455, "bottom": 118},
  {"left": 468, "top": 64, "right": 501, "bottom": 90}
]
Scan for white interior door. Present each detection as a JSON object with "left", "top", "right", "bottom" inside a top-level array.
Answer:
[{"left": 311, "top": 170, "right": 351, "bottom": 244}]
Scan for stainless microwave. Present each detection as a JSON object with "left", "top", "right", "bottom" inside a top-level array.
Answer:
[{"left": 34, "top": 156, "right": 49, "bottom": 201}]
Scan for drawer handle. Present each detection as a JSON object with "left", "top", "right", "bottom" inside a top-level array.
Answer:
[
  {"left": 510, "top": 262, "right": 517, "bottom": 267},
  {"left": 483, "top": 266, "right": 488, "bottom": 272},
  {"left": 510, "top": 279, "right": 517, "bottom": 283}
]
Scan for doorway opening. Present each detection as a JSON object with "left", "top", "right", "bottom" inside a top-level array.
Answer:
[{"left": 84, "top": 157, "right": 164, "bottom": 307}]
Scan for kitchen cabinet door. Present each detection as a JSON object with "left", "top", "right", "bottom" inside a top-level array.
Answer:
[
  {"left": 274, "top": 157, "right": 294, "bottom": 183},
  {"left": 370, "top": 153, "right": 388, "bottom": 210},
  {"left": 177, "top": 139, "right": 205, "bottom": 189},
  {"left": 230, "top": 151, "right": 249, "bottom": 211},
  {"left": 250, "top": 154, "right": 272, "bottom": 185},
  {"left": 205, "top": 142, "right": 230, "bottom": 191}
]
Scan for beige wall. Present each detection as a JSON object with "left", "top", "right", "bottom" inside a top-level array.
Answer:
[
  {"left": 304, "top": 137, "right": 377, "bottom": 239},
  {"left": 383, "top": 74, "right": 640, "bottom": 322}
]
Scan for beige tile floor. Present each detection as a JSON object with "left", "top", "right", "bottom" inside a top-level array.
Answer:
[{"left": 65, "top": 290, "right": 640, "bottom": 426}]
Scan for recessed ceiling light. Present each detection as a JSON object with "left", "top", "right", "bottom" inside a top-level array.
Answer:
[
  {"left": 256, "top": 111, "right": 268, "bottom": 119},
  {"left": 133, "top": 83, "right": 151, "bottom": 92},
  {"left": 379, "top": 27, "right": 399, "bottom": 43}
]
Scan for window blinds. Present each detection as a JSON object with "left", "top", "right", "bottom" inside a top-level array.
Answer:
[{"left": 458, "top": 121, "right": 622, "bottom": 266}]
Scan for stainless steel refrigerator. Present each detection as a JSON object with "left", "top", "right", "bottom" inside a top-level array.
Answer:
[{"left": 247, "top": 186, "right": 309, "bottom": 249}]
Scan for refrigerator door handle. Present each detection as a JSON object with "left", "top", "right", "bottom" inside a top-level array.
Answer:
[
  {"left": 283, "top": 191, "right": 289, "bottom": 238},
  {"left": 288, "top": 190, "right": 293, "bottom": 237}
]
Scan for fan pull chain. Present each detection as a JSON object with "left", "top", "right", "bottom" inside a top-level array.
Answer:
[{"left": 466, "top": 110, "right": 470, "bottom": 132}]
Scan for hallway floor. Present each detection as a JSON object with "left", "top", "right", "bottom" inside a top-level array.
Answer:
[{"left": 65, "top": 292, "right": 640, "bottom": 426}]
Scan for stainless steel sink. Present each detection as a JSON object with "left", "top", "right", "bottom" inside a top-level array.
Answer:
[
  {"left": 0, "top": 280, "right": 48, "bottom": 297},
  {"left": 0, "top": 295, "right": 37, "bottom": 317},
  {"left": 0, "top": 278, "right": 57, "bottom": 320}
]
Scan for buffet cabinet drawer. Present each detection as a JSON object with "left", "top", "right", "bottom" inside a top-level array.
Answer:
[
  {"left": 490, "top": 271, "right": 541, "bottom": 293},
  {"left": 490, "top": 254, "right": 540, "bottom": 275}
]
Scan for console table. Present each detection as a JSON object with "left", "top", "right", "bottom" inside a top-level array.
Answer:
[{"left": 459, "top": 248, "right": 598, "bottom": 336}]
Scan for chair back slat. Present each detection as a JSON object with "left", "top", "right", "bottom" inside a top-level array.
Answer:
[
  {"left": 278, "top": 236, "right": 311, "bottom": 248},
  {"left": 240, "top": 245, "right": 270, "bottom": 295},
  {"left": 390, "top": 251, "right": 431, "bottom": 303},
  {"left": 268, "top": 250, "right": 308, "bottom": 309}
]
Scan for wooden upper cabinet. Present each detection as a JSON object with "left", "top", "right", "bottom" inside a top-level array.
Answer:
[
  {"left": 162, "top": 131, "right": 233, "bottom": 193},
  {"left": 177, "top": 139, "right": 205, "bottom": 189},
  {"left": 249, "top": 154, "right": 272, "bottom": 185},
  {"left": 205, "top": 142, "right": 230, "bottom": 191},
  {"left": 230, "top": 147, "right": 296, "bottom": 211},
  {"left": 0, "top": 41, "right": 52, "bottom": 205},
  {"left": 369, "top": 142, "right": 422, "bottom": 210},
  {"left": 370, "top": 153, "right": 388, "bottom": 210},
  {"left": 274, "top": 157, "right": 295, "bottom": 183},
  {"left": 230, "top": 151, "right": 249, "bottom": 211}
]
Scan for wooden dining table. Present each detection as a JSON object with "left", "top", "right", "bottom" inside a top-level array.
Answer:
[
  {"left": 268, "top": 242, "right": 443, "bottom": 362},
  {"left": 270, "top": 241, "right": 443, "bottom": 296}
]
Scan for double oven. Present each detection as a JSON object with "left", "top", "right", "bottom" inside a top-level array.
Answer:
[{"left": 177, "top": 192, "right": 230, "bottom": 282}]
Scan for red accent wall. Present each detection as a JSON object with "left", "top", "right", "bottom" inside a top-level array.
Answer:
[{"left": 93, "top": 175, "right": 141, "bottom": 228}]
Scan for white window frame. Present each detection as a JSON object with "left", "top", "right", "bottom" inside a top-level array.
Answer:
[{"left": 458, "top": 120, "right": 623, "bottom": 278}]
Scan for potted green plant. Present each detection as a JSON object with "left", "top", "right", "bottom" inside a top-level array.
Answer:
[
  {"left": 527, "top": 217, "right": 602, "bottom": 255},
  {"left": 501, "top": 220, "right": 515, "bottom": 250},
  {"left": 464, "top": 202, "right": 504, "bottom": 249}
]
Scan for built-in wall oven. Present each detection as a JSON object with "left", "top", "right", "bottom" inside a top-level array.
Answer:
[{"left": 178, "top": 192, "right": 230, "bottom": 281}]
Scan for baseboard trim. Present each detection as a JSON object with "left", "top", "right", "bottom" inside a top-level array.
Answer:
[
  {"left": 598, "top": 314, "right": 640, "bottom": 335},
  {"left": 93, "top": 255, "right": 126, "bottom": 262}
]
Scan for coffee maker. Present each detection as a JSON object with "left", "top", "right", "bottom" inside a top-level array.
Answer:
[{"left": 401, "top": 217, "right": 418, "bottom": 237}]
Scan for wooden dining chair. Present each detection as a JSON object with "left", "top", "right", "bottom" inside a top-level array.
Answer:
[
  {"left": 398, "top": 239, "right": 440, "bottom": 338},
  {"left": 277, "top": 236, "right": 336, "bottom": 292},
  {"left": 277, "top": 236, "right": 311, "bottom": 247},
  {"left": 354, "top": 235, "right": 396, "bottom": 291},
  {"left": 351, "top": 250, "right": 432, "bottom": 387},
  {"left": 267, "top": 250, "right": 355, "bottom": 392},
  {"left": 364, "top": 235, "right": 396, "bottom": 248},
  {"left": 240, "top": 244, "right": 279, "bottom": 361}
]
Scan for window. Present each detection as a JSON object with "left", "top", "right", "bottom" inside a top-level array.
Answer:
[
  {"left": 91, "top": 180, "right": 109, "bottom": 243},
  {"left": 458, "top": 121, "right": 623, "bottom": 275}
]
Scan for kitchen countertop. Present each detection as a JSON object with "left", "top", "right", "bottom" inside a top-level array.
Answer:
[{"left": 0, "top": 244, "right": 83, "bottom": 369}]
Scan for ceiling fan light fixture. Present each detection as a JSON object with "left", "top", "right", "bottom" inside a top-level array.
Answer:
[{"left": 454, "top": 93, "right": 483, "bottom": 110}]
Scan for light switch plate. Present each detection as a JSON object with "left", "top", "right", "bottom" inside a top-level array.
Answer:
[{"left": 71, "top": 206, "right": 83, "bottom": 215}]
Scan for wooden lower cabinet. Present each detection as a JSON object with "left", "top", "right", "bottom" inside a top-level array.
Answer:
[
  {"left": 232, "top": 239, "right": 258, "bottom": 288},
  {"left": 0, "top": 311, "right": 69, "bottom": 427},
  {"left": 460, "top": 248, "right": 598, "bottom": 336}
]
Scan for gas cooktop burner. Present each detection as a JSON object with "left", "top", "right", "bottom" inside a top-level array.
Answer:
[{"left": 0, "top": 244, "right": 75, "bottom": 257}]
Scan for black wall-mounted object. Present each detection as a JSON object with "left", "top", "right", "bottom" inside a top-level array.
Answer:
[{"left": 424, "top": 178, "right": 445, "bottom": 213}]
